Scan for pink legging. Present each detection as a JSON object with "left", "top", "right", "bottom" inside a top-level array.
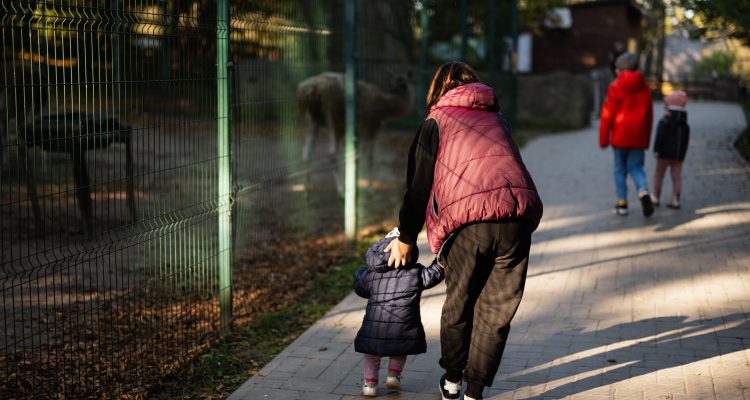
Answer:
[
  {"left": 363, "top": 354, "right": 407, "bottom": 383},
  {"left": 653, "top": 159, "right": 683, "bottom": 201}
]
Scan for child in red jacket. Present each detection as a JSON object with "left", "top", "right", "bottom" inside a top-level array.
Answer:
[{"left": 599, "top": 52, "right": 654, "bottom": 217}]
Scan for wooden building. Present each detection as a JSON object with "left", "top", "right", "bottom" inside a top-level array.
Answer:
[{"left": 531, "top": 0, "right": 648, "bottom": 73}]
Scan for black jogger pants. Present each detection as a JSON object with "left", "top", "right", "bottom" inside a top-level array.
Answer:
[{"left": 438, "top": 220, "right": 532, "bottom": 388}]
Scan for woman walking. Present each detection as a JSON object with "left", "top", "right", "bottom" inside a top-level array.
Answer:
[{"left": 386, "top": 61, "right": 543, "bottom": 400}]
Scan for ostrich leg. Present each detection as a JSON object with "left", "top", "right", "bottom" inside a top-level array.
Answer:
[
  {"left": 326, "top": 113, "right": 344, "bottom": 198},
  {"left": 361, "top": 129, "right": 375, "bottom": 192},
  {"left": 302, "top": 115, "right": 318, "bottom": 196},
  {"left": 20, "top": 143, "right": 44, "bottom": 234},
  {"left": 71, "top": 149, "right": 93, "bottom": 235}
]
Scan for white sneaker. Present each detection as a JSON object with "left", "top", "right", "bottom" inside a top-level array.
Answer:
[
  {"left": 385, "top": 375, "right": 401, "bottom": 390},
  {"left": 362, "top": 382, "right": 378, "bottom": 397},
  {"left": 439, "top": 375, "right": 461, "bottom": 400},
  {"left": 614, "top": 200, "right": 629, "bottom": 216}
]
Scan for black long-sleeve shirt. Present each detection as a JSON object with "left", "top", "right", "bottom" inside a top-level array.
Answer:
[{"left": 397, "top": 119, "right": 439, "bottom": 245}]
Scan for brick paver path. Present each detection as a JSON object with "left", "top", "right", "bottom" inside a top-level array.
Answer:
[{"left": 230, "top": 101, "right": 750, "bottom": 400}]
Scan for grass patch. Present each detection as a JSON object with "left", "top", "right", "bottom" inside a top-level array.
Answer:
[{"left": 148, "top": 234, "right": 382, "bottom": 400}]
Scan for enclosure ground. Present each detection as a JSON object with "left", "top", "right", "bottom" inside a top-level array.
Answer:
[{"left": 148, "top": 227, "right": 391, "bottom": 399}]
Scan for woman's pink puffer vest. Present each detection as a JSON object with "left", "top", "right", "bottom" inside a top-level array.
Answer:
[{"left": 425, "top": 83, "right": 543, "bottom": 254}]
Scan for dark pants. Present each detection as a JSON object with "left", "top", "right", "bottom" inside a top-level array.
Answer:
[{"left": 438, "top": 220, "right": 532, "bottom": 390}]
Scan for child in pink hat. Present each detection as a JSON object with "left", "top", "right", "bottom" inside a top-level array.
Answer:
[{"left": 652, "top": 90, "right": 690, "bottom": 209}]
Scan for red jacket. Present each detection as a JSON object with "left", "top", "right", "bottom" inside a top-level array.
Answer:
[
  {"left": 425, "top": 83, "right": 543, "bottom": 254},
  {"left": 599, "top": 70, "right": 653, "bottom": 149}
]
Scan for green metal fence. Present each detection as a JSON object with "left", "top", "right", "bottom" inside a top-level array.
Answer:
[{"left": 1, "top": 0, "right": 516, "bottom": 397}]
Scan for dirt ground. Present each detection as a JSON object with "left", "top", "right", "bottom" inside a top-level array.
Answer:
[{"left": 0, "top": 110, "right": 413, "bottom": 398}]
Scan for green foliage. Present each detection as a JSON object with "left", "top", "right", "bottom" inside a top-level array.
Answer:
[
  {"left": 519, "top": 0, "right": 571, "bottom": 35},
  {"left": 693, "top": 50, "right": 736, "bottom": 79},
  {"left": 422, "top": 0, "right": 566, "bottom": 67},
  {"left": 675, "top": 0, "right": 750, "bottom": 45}
]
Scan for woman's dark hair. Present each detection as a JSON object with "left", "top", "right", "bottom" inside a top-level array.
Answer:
[{"left": 424, "top": 61, "right": 480, "bottom": 116}]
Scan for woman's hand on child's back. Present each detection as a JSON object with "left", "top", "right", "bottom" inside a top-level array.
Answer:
[{"left": 386, "top": 239, "right": 414, "bottom": 268}]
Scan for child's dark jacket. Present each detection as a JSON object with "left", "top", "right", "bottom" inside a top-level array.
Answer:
[
  {"left": 654, "top": 110, "right": 689, "bottom": 161},
  {"left": 353, "top": 236, "right": 444, "bottom": 356}
]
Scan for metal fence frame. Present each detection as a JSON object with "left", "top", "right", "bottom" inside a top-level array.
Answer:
[{"left": 1, "top": 1, "right": 517, "bottom": 397}]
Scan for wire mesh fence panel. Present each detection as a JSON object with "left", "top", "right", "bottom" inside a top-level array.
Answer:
[
  {"left": 229, "top": 0, "right": 416, "bottom": 321},
  {"left": 1, "top": 0, "right": 512, "bottom": 397},
  {"left": 352, "top": 1, "right": 418, "bottom": 230},
  {"left": 230, "top": 1, "right": 343, "bottom": 320},
  {"left": 2, "top": 1, "right": 222, "bottom": 397}
]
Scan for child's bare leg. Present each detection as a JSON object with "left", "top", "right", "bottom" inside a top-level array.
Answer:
[
  {"left": 670, "top": 161, "right": 683, "bottom": 203},
  {"left": 653, "top": 158, "right": 668, "bottom": 202}
]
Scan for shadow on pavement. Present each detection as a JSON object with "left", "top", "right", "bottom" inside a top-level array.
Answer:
[
  {"left": 492, "top": 313, "right": 749, "bottom": 399},
  {"left": 528, "top": 230, "right": 749, "bottom": 279}
]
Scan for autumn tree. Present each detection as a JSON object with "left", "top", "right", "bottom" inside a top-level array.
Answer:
[{"left": 674, "top": 0, "right": 750, "bottom": 45}]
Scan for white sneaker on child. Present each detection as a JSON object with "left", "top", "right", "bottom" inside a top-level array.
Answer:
[
  {"left": 385, "top": 375, "right": 401, "bottom": 390},
  {"left": 362, "top": 382, "right": 378, "bottom": 397}
]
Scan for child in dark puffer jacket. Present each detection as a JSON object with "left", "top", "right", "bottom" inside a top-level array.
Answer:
[
  {"left": 652, "top": 90, "right": 690, "bottom": 209},
  {"left": 353, "top": 228, "right": 444, "bottom": 397}
]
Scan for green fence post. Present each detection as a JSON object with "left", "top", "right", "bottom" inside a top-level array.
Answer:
[
  {"left": 344, "top": 0, "right": 357, "bottom": 243},
  {"left": 217, "top": 0, "right": 232, "bottom": 332}
]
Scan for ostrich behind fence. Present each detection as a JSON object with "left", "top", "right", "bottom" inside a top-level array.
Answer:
[
  {"left": 2, "top": 61, "right": 137, "bottom": 235},
  {"left": 1, "top": 60, "right": 48, "bottom": 171},
  {"left": 296, "top": 71, "right": 414, "bottom": 194}
]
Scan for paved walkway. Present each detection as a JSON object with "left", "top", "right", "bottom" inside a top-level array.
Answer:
[{"left": 230, "top": 101, "right": 750, "bottom": 400}]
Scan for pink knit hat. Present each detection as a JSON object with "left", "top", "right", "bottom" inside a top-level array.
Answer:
[{"left": 664, "top": 90, "right": 687, "bottom": 109}]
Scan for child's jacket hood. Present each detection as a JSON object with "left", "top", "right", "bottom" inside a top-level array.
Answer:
[
  {"left": 615, "top": 70, "right": 648, "bottom": 93},
  {"left": 364, "top": 236, "right": 420, "bottom": 273},
  {"left": 599, "top": 70, "right": 653, "bottom": 149}
]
